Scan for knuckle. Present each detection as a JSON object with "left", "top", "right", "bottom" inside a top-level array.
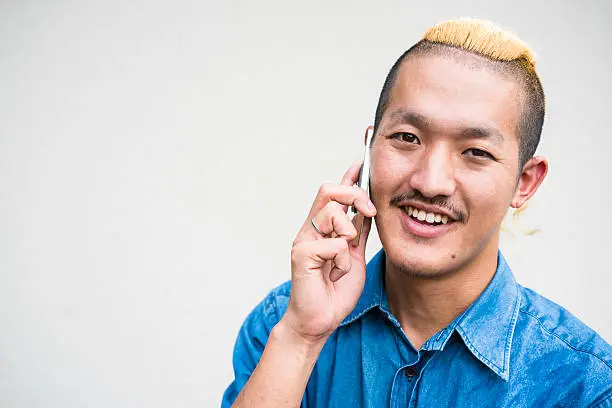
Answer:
[
  {"left": 335, "top": 237, "right": 349, "bottom": 252},
  {"left": 318, "top": 183, "right": 332, "bottom": 197},
  {"left": 330, "top": 216, "right": 345, "bottom": 233},
  {"left": 316, "top": 212, "right": 331, "bottom": 230},
  {"left": 322, "top": 200, "right": 336, "bottom": 214},
  {"left": 328, "top": 200, "right": 344, "bottom": 214},
  {"left": 292, "top": 236, "right": 303, "bottom": 248},
  {"left": 291, "top": 243, "right": 305, "bottom": 263},
  {"left": 336, "top": 218, "right": 356, "bottom": 237}
]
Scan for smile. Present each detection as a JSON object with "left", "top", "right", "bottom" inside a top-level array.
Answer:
[
  {"left": 402, "top": 206, "right": 449, "bottom": 225},
  {"left": 399, "top": 205, "right": 456, "bottom": 239}
]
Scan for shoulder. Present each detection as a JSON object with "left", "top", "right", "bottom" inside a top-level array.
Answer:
[
  {"left": 517, "top": 285, "right": 612, "bottom": 367},
  {"left": 242, "top": 280, "right": 292, "bottom": 335},
  {"left": 222, "top": 281, "right": 293, "bottom": 407},
  {"left": 228, "top": 280, "right": 293, "bottom": 358},
  {"left": 512, "top": 285, "right": 612, "bottom": 402},
  {"left": 264, "top": 279, "right": 292, "bottom": 324},
  {"left": 227, "top": 281, "right": 292, "bottom": 380}
]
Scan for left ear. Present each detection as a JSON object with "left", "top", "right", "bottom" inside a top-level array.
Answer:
[{"left": 511, "top": 156, "right": 549, "bottom": 208}]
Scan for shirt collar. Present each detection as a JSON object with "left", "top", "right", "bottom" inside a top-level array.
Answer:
[
  {"left": 451, "top": 251, "right": 521, "bottom": 381},
  {"left": 339, "top": 249, "right": 521, "bottom": 381}
]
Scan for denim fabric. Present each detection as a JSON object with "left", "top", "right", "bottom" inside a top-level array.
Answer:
[{"left": 222, "top": 250, "right": 612, "bottom": 407}]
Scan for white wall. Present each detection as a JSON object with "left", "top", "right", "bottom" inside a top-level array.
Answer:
[{"left": 1, "top": 1, "right": 610, "bottom": 407}]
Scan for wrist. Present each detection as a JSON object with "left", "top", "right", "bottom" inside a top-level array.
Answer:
[{"left": 272, "top": 317, "right": 329, "bottom": 360}]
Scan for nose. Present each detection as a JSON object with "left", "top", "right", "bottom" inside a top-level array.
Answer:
[{"left": 409, "top": 146, "right": 456, "bottom": 198}]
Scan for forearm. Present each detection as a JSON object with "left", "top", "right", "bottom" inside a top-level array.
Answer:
[{"left": 232, "top": 318, "right": 327, "bottom": 408}]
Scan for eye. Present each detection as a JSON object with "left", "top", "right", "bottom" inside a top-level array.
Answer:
[
  {"left": 464, "top": 148, "right": 495, "bottom": 160},
  {"left": 390, "top": 132, "right": 420, "bottom": 144}
]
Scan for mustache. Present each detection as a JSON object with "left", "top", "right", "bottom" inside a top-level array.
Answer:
[{"left": 390, "top": 191, "right": 466, "bottom": 222}]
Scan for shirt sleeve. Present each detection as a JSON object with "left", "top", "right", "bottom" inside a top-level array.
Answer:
[{"left": 220, "top": 289, "right": 284, "bottom": 408}]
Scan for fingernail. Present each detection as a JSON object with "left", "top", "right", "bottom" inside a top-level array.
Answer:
[{"left": 368, "top": 200, "right": 376, "bottom": 212}]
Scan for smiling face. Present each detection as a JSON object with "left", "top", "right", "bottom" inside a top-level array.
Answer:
[{"left": 370, "top": 52, "right": 526, "bottom": 277}]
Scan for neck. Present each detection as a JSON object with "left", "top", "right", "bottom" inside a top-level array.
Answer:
[{"left": 384, "top": 237, "right": 500, "bottom": 350}]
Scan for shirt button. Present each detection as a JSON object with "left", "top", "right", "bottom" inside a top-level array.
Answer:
[{"left": 404, "top": 366, "right": 418, "bottom": 377}]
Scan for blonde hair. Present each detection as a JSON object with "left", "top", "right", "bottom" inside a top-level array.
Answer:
[{"left": 422, "top": 18, "right": 539, "bottom": 77}]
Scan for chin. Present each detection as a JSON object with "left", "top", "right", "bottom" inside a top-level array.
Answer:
[{"left": 382, "top": 236, "right": 466, "bottom": 278}]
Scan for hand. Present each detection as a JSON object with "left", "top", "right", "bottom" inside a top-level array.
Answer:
[{"left": 281, "top": 162, "right": 377, "bottom": 344}]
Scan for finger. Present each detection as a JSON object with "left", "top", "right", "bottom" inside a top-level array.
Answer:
[
  {"left": 340, "top": 161, "right": 363, "bottom": 186},
  {"left": 309, "top": 202, "right": 357, "bottom": 241},
  {"left": 340, "top": 161, "right": 366, "bottom": 214},
  {"left": 352, "top": 216, "right": 373, "bottom": 258},
  {"left": 308, "top": 184, "right": 376, "bottom": 221},
  {"left": 349, "top": 212, "right": 365, "bottom": 247},
  {"left": 292, "top": 238, "right": 351, "bottom": 277}
]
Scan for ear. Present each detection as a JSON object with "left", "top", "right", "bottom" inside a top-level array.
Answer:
[{"left": 511, "top": 156, "right": 548, "bottom": 208}]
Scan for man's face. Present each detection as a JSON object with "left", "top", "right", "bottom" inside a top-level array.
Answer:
[{"left": 370, "top": 53, "right": 523, "bottom": 276}]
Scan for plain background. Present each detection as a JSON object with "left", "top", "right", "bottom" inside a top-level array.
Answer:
[{"left": 1, "top": 0, "right": 611, "bottom": 407}]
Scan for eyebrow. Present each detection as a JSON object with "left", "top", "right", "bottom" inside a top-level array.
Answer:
[{"left": 386, "top": 108, "right": 505, "bottom": 146}]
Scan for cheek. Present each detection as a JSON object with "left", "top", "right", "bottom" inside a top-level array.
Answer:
[
  {"left": 370, "top": 146, "right": 412, "bottom": 193},
  {"left": 458, "top": 168, "right": 515, "bottom": 219}
]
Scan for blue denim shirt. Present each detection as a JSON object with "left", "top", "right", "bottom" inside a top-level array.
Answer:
[{"left": 222, "top": 250, "right": 612, "bottom": 407}]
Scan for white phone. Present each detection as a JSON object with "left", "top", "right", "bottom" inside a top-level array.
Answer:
[{"left": 349, "top": 126, "right": 374, "bottom": 246}]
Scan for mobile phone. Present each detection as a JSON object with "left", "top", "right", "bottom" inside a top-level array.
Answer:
[{"left": 349, "top": 126, "right": 374, "bottom": 246}]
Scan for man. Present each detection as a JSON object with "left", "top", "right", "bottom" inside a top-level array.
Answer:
[{"left": 222, "top": 19, "right": 612, "bottom": 407}]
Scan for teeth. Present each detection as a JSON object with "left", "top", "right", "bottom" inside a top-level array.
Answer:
[{"left": 405, "top": 206, "right": 451, "bottom": 225}]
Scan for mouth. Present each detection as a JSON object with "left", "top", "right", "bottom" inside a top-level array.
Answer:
[
  {"left": 399, "top": 205, "right": 456, "bottom": 238},
  {"left": 402, "top": 205, "right": 450, "bottom": 225}
]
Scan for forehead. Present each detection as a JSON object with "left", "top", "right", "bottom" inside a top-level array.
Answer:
[{"left": 384, "top": 53, "right": 522, "bottom": 140}]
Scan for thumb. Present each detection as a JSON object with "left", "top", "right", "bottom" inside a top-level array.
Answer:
[{"left": 351, "top": 215, "right": 372, "bottom": 259}]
